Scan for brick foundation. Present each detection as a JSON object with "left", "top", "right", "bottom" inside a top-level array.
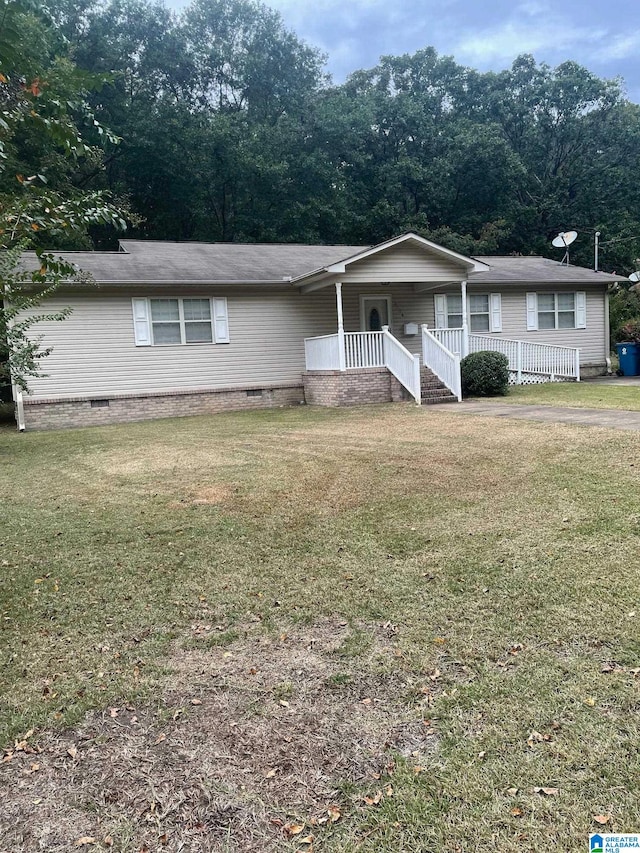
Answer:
[
  {"left": 303, "top": 368, "right": 409, "bottom": 407},
  {"left": 22, "top": 384, "right": 305, "bottom": 431}
]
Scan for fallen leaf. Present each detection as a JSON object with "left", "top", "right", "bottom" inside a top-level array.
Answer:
[
  {"left": 327, "top": 805, "right": 341, "bottom": 822},
  {"left": 299, "top": 836, "right": 314, "bottom": 845},
  {"left": 265, "top": 769, "right": 277, "bottom": 778},
  {"left": 593, "top": 815, "right": 611, "bottom": 825},
  {"left": 279, "top": 700, "right": 290, "bottom": 708},
  {"left": 103, "top": 837, "right": 113, "bottom": 848},
  {"left": 584, "top": 697, "right": 596, "bottom": 707},
  {"left": 191, "top": 698, "right": 202, "bottom": 706},
  {"left": 506, "top": 787, "right": 519, "bottom": 796},
  {"left": 154, "top": 734, "right": 166, "bottom": 745},
  {"left": 74, "top": 838, "right": 96, "bottom": 848},
  {"left": 360, "top": 697, "right": 372, "bottom": 706},
  {"left": 386, "top": 785, "right": 393, "bottom": 796},
  {"left": 363, "top": 790, "right": 383, "bottom": 806},
  {"left": 533, "top": 787, "right": 559, "bottom": 796},
  {"left": 511, "top": 807, "right": 523, "bottom": 817},
  {"left": 67, "top": 746, "right": 78, "bottom": 759},
  {"left": 284, "top": 823, "right": 305, "bottom": 838},
  {"left": 109, "top": 708, "right": 119, "bottom": 718}
]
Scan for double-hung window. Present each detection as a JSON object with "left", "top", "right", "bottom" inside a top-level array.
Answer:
[
  {"left": 435, "top": 293, "right": 502, "bottom": 332},
  {"left": 437, "top": 294, "right": 463, "bottom": 328},
  {"left": 537, "top": 293, "right": 575, "bottom": 329},
  {"left": 132, "top": 297, "right": 230, "bottom": 346},
  {"left": 469, "top": 294, "right": 490, "bottom": 332},
  {"left": 526, "top": 292, "right": 586, "bottom": 331}
]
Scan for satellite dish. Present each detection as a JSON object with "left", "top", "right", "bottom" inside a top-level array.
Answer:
[
  {"left": 552, "top": 230, "right": 578, "bottom": 248},
  {"left": 629, "top": 271, "right": 640, "bottom": 283}
]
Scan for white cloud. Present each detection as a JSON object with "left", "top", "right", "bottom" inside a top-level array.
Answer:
[
  {"left": 453, "top": 20, "right": 607, "bottom": 66},
  {"left": 593, "top": 32, "right": 640, "bottom": 62}
]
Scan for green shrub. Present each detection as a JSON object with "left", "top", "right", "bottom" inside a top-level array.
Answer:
[{"left": 461, "top": 350, "right": 509, "bottom": 397}]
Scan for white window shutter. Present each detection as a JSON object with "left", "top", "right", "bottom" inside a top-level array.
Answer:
[
  {"left": 132, "top": 298, "right": 151, "bottom": 346},
  {"left": 213, "top": 297, "right": 230, "bottom": 343},
  {"left": 576, "top": 291, "right": 586, "bottom": 328},
  {"left": 490, "top": 293, "right": 502, "bottom": 332},
  {"left": 434, "top": 294, "right": 447, "bottom": 329},
  {"left": 526, "top": 292, "right": 538, "bottom": 331}
]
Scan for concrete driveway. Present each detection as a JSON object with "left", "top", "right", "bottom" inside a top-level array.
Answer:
[{"left": 447, "top": 400, "right": 640, "bottom": 431}]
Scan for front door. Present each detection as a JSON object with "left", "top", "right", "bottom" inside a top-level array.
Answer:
[{"left": 361, "top": 296, "right": 391, "bottom": 332}]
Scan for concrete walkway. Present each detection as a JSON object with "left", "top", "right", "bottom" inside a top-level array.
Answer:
[{"left": 448, "top": 401, "right": 640, "bottom": 431}]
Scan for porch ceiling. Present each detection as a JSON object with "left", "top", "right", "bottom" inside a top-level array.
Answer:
[{"left": 298, "top": 275, "right": 466, "bottom": 294}]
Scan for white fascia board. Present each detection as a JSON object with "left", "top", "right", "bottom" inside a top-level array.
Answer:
[
  {"left": 325, "top": 232, "right": 490, "bottom": 273},
  {"left": 292, "top": 232, "right": 490, "bottom": 286}
]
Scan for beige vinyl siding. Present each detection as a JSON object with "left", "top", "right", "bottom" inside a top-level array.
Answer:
[
  {"left": 339, "top": 243, "right": 466, "bottom": 283},
  {"left": 23, "top": 287, "right": 338, "bottom": 400},
  {"left": 436, "top": 284, "right": 607, "bottom": 365},
  {"left": 339, "top": 283, "right": 434, "bottom": 356}
]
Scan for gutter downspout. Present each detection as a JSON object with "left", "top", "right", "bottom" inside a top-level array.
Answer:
[
  {"left": 4, "top": 289, "right": 26, "bottom": 431},
  {"left": 12, "top": 381, "right": 25, "bottom": 431}
]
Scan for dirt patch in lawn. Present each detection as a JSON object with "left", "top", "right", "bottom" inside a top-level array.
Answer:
[{"left": 0, "top": 619, "right": 437, "bottom": 853}]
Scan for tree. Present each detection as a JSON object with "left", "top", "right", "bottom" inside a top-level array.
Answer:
[{"left": 0, "top": 0, "right": 127, "bottom": 395}]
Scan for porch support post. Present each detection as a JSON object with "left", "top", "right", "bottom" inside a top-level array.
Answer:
[
  {"left": 461, "top": 279, "right": 469, "bottom": 358},
  {"left": 335, "top": 281, "right": 346, "bottom": 371}
]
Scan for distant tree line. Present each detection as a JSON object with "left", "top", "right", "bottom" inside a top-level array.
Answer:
[{"left": 4, "top": 0, "right": 640, "bottom": 362}]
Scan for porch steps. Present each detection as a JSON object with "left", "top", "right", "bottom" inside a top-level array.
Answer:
[{"left": 420, "top": 367, "right": 458, "bottom": 405}]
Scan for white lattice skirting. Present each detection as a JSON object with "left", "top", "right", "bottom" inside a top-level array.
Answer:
[{"left": 508, "top": 372, "right": 574, "bottom": 385}]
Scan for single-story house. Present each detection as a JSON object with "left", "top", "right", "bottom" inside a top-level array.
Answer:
[{"left": 13, "top": 232, "right": 619, "bottom": 430}]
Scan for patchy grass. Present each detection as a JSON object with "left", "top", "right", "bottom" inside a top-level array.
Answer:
[
  {"left": 1, "top": 404, "right": 640, "bottom": 851},
  {"left": 502, "top": 380, "right": 640, "bottom": 410}
]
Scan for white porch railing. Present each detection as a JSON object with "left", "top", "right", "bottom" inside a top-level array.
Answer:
[
  {"left": 304, "top": 334, "right": 341, "bottom": 370},
  {"left": 467, "top": 334, "right": 580, "bottom": 381},
  {"left": 421, "top": 325, "right": 462, "bottom": 401},
  {"left": 430, "top": 328, "right": 581, "bottom": 382},
  {"left": 345, "top": 332, "right": 385, "bottom": 369},
  {"left": 431, "top": 327, "right": 464, "bottom": 355},
  {"left": 304, "top": 329, "right": 421, "bottom": 403},
  {"left": 382, "top": 327, "right": 421, "bottom": 404}
]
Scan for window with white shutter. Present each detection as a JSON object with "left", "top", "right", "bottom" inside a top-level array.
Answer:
[{"left": 132, "top": 297, "right": 229, "bottom": 345}]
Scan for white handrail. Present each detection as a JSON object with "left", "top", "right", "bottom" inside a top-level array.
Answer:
[
  {"left": 422, "top": 325, "right": 462, "bottom": 401},
  {"left": 382, "top": 326, "right": 421, "bottom": 404},
  {"left": 468, "top": 334, "right": 580, "bottom": 380}
]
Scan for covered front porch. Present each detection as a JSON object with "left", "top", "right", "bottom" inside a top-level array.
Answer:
[{"left": 293, "top": 233, "right": 582, "bottom": 408}]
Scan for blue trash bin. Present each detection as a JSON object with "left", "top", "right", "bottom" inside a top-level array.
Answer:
[{"left": 616, "top": 342, "right": 640, "bottom": 376}]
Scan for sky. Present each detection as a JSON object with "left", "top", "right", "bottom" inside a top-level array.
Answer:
[{"left": 165, "top": 0, "right": 640, "bottom": 102}]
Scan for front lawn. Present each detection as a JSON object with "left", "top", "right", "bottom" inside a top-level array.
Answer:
[
  {"left": 503, "top": 379, "right": 640, "bottom": 410},
  {"left": 1, "top": 405, "right": 639, "bottom": 852}
]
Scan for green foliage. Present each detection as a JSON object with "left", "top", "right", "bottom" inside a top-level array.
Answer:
[
  {"left": 618, "top": 319, "right": 640, "bottom": 343},
  {"left": 609, "top": 284, "right": 640, "bottom": 345},
  {"left": 461, "top": 351, "right": 510, "bottom": 397},
  {"left": 0, "top": 0, "right": 128, "bottom": 393}
]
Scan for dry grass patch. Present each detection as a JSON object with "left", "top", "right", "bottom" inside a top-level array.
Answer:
[
  {"left": 0, "top": 619, "right": 437, "bottom": 853},
  {"left": 3, "top": 405, "right": 640, "bottom": 851}
]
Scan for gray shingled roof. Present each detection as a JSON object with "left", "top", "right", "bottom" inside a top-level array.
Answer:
[
  {"left": 20, "top": 239, "right": 620, "bottom": 284},
  {"left": 22, "top": 241, "right": 367, "bottom": 283},
  {"left": 470, "top": 255, "right": 619, "bottom": 284}
]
